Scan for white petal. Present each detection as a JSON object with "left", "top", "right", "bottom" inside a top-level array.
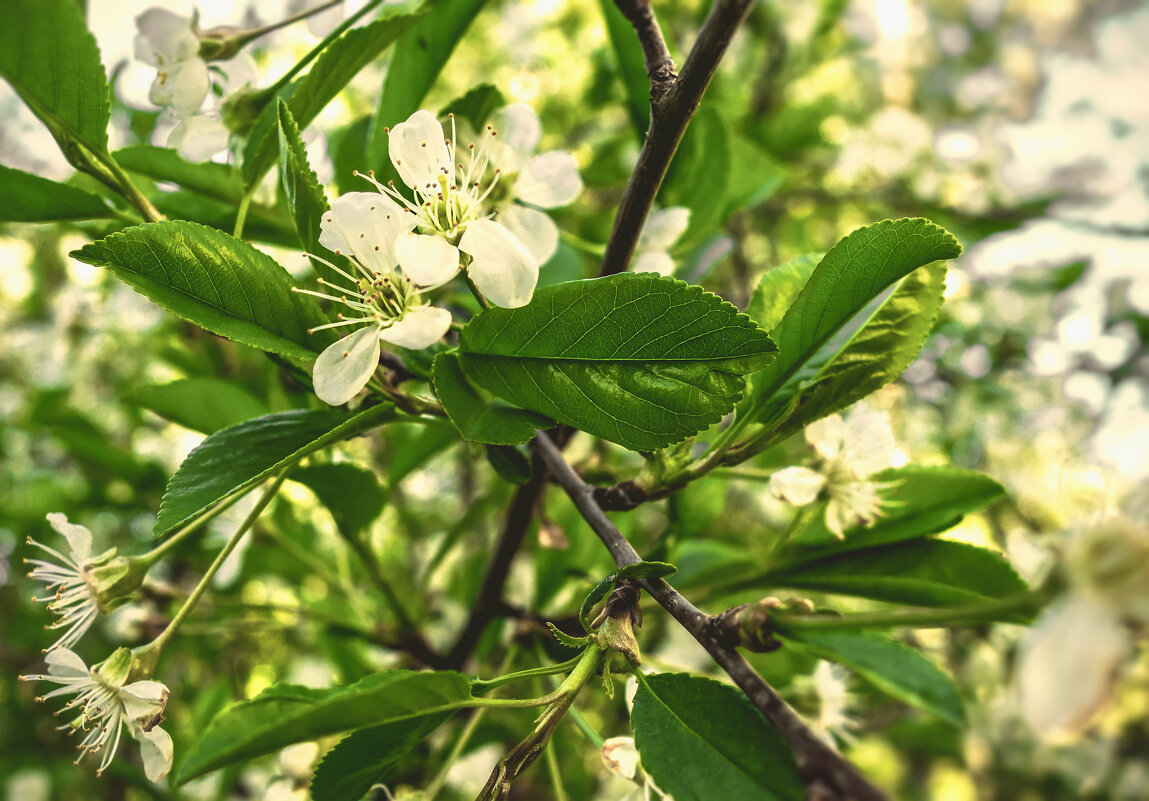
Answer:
[
  {"left": 214, "top": 52, "right": 257, "bottom": 96},
  {"left": 312, "top": 326, "right": 381, "bottom": 406},
  {"left": 805, "top": 414, "right": 846, "bottom": 461},
  {"left": 133, "top": 725, "right": 174, "bottom": 782},
  {"left": 318, "top": 192, "right": 414, "bottom": 273},
  {"left": 395, "top": 233, "right": 460, "bottom": 287},
  {"left": 824, "top": 499, "right": 850, "bottom": 539},
  {"left": 488, "top": 103, "right": 542, "bottom": 174},
  {"left": 770, "top": 466, "right": 826, "bottom": 506},
  {"left": 121, "top": 680, "right": 170, "bottom": 721},
  {"left": 638, "top": 206, "right": 691, "bottom": 252},
  {"left": 601, "top": 736, "right": 640, "bottom": 780},
  {"left": 379, "top": 306, "right": 452, "bottom": 349},
  {"left": 1016, "top": 595, "right": 1128, "bottom": 739},
  {"left": 632, "top": 250, "right": 676, "bottom": 277},
  {"left": 168, "top": 115, "right": 229, "bottom": 163},
  {"left": 839, "top": 406, "right": 897, "bottom": 477},
  {"left": 135, "top": 8, "right": 197, "bottom": 64},
  {"left": 388, "top": 110, "right": 451, "bottom": 196},
  {"left": 45, "top": 647, "right": 90, "bottom": 678},
  {"left": 514, "top": 151, "right": 582, "bottom": 208},
  {"left": 459, "top": 219, "right": 538, "bottom": 308},
  {"left": 47, "top": 513, "right": 92, "bottom": 563},
  {"left": 156, "top": 59, "right": 210, "bottom": 117},
  {"left": 498, "top": 205, "right": 559, "bottom": 266}
]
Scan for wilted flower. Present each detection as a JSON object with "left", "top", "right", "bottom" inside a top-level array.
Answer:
[
  {"left": 26, "top": 514, "right": 149, "bottom": 652},
  {"left": 299, "top": 191, "right": 454, "bottom": 405},
  {"left": 484, "top": 103, "right": 583, "bottom": 266},
  {"left": 20, "top": 647, "right": 173, "bottom": 781},
  {"left": 601, "top": 736, "right": 640, "bottom": 780},
  {"left": 632, "top": 206, "right": 691, "bottom": 276},
  {"left": 770, "top": 406, "right": 899, "bottom": 537},
  {"left": 134, "top": 8, "right": 210, "bottom": 117}
]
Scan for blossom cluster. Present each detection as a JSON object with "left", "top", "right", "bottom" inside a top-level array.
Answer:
[{"left": 303, "top": 106, "right": 581, "bottom": 405}]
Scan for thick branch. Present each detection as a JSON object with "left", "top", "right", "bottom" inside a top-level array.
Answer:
[
  {"left": 531, "top": 434, "right": 889, "bottom": 801},
  {"left": 612, "top": 0, "right": 677, "bottom": 102},
  {"left": 599, "top": 0, "right": 757, "bottom": 277}
]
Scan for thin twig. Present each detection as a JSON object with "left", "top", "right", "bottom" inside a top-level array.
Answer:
[
  {"left": 599, "top": 0, "right": 757, "bottom": 276},
  {"left": 531, "top": 434, "right": 890, "bottom": 801}
]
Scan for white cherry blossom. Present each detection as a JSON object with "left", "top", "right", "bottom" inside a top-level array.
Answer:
[
  {"left": 770, "top": 406, "right": 899, "bottom": 537},
  {"left": 633, "top": 206, "right": 691, "bottom": 276},
  {"left": 298, "top": 191, "right": 454, "bottom": 405},
  {"left": 20, "top": 647, "right": 173, "bottom": 781},
  {"left": 135, "top": 9, "right": 210, "bottom": 117}
]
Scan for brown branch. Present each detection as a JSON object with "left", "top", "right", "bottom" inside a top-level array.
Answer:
[
  {"left": 531, "top": 434, "right": 890, "bottom": 801},
  {"left": 599, "top": 0, "right": 758, "bottom": 277}
]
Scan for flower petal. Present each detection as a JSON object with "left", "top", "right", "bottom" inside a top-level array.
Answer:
[
  {"left": 380, "top": 306, "right": 452, "bottom": 349},
  {"left": 498, "top": 205, "right": 559, "bottom": 266},
  {"left": 388, "top": 110, "right": 451, "bottom": 196},
  {"left": 318, "top": 192, "right": 414, "bottom": 274},
  {"left": 46, "top": 513, "right": 92, "bottom": 563},
  {"left": 133, "top": 725, "right": 174, "bottom": 782},
  {"left": 632, "top": 250, "right": 676, "bottom": 277},
  {"left": 313, "top": 326, "right": 381, "bottom": 406},
  {"left": 134, "top": 8, "right": 198, "bottom": 64},
  {"left": 488, "top": 103, "right": 542, "bottom": 174},
  {"left": 514, "top": 151, "right": 582, "bottom": 208},
  {"left": 1016, "top": 595, "right": 1128, "bottom": 739},
  {"left": 601, "top": 736, "right": 640, "bottom": 780},
  {"left": 770, "top": 466, "right": 827, "bottom": 506},
  {"left": 44, "top": 647, "right": 91, "bottom": 678},
  {"left": 121, "top": 680, "right": 170, "bottom": 722},
  {"left": 395, "top": 233, "right": 460, "bottom": 287},
  {"left": 154, "top": 59, "right": 210, "bottom": 117},
  {"left": 168, "top": 115, "right": 229, "bottom": 163},
  {"left": 638, "top": 206, "right": 691, "bottom": 252},
  {"left": 840, "top": 406, "right": 897, "bottom": 477},
  {"left": 805, "top": 414, "right": 846, "bottom": 462},
  {"left": 460, "top": 219, "right": 538, "bottom": 308}
]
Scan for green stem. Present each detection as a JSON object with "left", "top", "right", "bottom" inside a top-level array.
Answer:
[
  {"left": 143, "top": 490, "right": 249, "bottom": 564},
  {"left": 567, "top": 703, "right": 605, "bottom": 747},
  {"left": 238, "top": 0, "right": 344, "bottom": 42},
  {"left": 471, "top": 653, "right": 585, "bottom": 695},
  {"left": 559, "top": 230, "right": 606, "bottom": 256},
  {"left": 463, "top": 273, "right": 491, "bottom": 310},
  {"left": 267, "top": 0, "right": 386, "bottom": 95},
  {"left": 133, "top": 470, "right": 291, "bottom": 673},
  {"left": 233, "top": 189, "right": 254, "bottom": 239},
  {"left": 426, "top": 706, "right": 487, "bottom": 800},
  {"left": 772, "top": 592, "right": 1048, "bottom": 632},
  {"left": 543, "top": 710, "right": 570, "bottom": 801}
]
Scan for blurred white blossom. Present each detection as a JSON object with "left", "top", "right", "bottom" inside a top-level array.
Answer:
[{"left": 632, "top": 207, "right": 690, "bottom": 276}]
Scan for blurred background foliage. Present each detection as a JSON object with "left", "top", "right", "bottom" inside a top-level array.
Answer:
[{"left": 1, "top": 0, "right": 1147, "bottom": 799}]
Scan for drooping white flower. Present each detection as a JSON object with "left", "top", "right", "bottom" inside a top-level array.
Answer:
[
  {"left": 20, "top": 647, "right": 173, "bottom": 781},
  {"left": 363, "top": 109, "right": 547, "bottom": 307},
  {"left": 26, "top": 514, "right": 149, "bottom": 652},
  {"left": 135, "top": 8, "right": 210, "bottom": 117},
  {"left": 299, "top": 191, "right": 454, "bottom": 405},
  {"left": 809, "top": 661, "right": 858, "bottom": 748},
  {"left": 485, "top": 104, "right": 583, "bottom": 266},
  {"left": 770, "top": 406, "right": 899, "bottom": 537},
  {"left": 632, "top": 206, "right": 691, "bottom": 276}
]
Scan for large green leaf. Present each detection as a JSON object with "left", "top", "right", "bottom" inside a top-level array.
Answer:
[
  {"left": 432, "top": 352, "right": 554, "bottom": 445},
  {"left": 291, "top": 463, "right": 386, "bottom": 538},
  {"left": 177, "top": 670, "right": 472, "bottom": 782},
  {"left": 243, "top": 5, "right": 425, "bottom": 188},
  {"left": 154, "top": 405, "right": 395, "bottom": 537},
  {"left": 441, "top": 84, "right": 506, "bottom": 131},
  {"left": 112, "top": 145, "right": 244, "bottom": 202},
  {"left": 598, "top": 0, "right": 651, "bottom": 139},
  {"left": 745, "top": 254, "right": 819, "bottom": 333},
  {"left": 70, "top": 221, "right": 327, "bottom": 360},
  {"left": 769, "top": 539, "right": 1028, "bottom": 609},
  {"left": 368, "top": 0, "right": 490, "bottom": 176},
  {"left": 0, "top": 0, "right": 109, "bottom": 158},
  {"left": 0, "top": 165, "right": 111, "bottom": 221},
  {"left": 310, "top": 712, "right": 456, "bottom": 801},
  {"left": 276, "top": 100, "right": 335, "bottom": 283},
  {"left": 128, "top": 378, "right": 269, "bottom": 434},
  {"left": 743, "top": 218, "right": 960, "bottom": 425},
  {"left": 631, "top": 673, "right": 802, "bottom": 801},
  {"left": 458, "top": 274, "right": 777, "bottom": 451},
  {"left": 779, "top": 629, "right": 965, "bottom": 725}
]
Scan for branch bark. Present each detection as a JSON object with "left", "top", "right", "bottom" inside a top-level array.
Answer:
[
  {"left": 599, "top": 0, "right": 758, "bottom": 277},
  {"left": 531, "top": 434, "right": 890, "bottom": 801}
]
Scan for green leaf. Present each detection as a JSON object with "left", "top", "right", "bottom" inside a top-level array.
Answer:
[
  {"left": 745, "top": 254, "right": 819, "bottom": 333},
  {"left": 779, "top": 629, "right": 965, "bottom": 725},
  {"left": 631, "top": 673, "right": 802, "bottom": 801},
  {"left": 458, "top": 274, "right": 777, "bottom": 451},
  {"left": 70, "top": 221, "right": 327, "bottom": 360},
  {"left": 440, "top": 83, "right": 505, "bottom": 130},
  {"left": 292, "top": 463, "right": 386, "bottom": 538},
  {"left": 385, "top": 421, "right": 459, "bottom": 485},
  {"left": 580, "top": 561, "right": 677, "bottom": 632},
  {"left": 243, "top": 5, "right": 425, "bottom": 188},
  {"left": 0, "top": 0, "right": 109, "bottom": 158},
  {"left": 154, "top": 405, "right": 395, "bottom": 537},
  {"left": 771, "top": 261, "right": 948, "bottom": 438},
  {"left": 743, "top": 218, "right": 960, "bottom": 425},
  {"left": 177, "top": 669, "right": 472, "bottom": 783},
  {"left": 127, "top": 378, "right": 269, "bottom": 434},
  {"left": 722, "top": 135, "right": 785, "bottom": 218},
  {"left": 780, "top": 466, "right": 1006, "bottom": 553},
  {"left": 659, "top": 108, "right": 730, "bottom": 246},
  {"left": 598, "top": 0, "right": 651, "bottom": 138},
  {"left": 0, "top": 165, "right": 111, "bottom": 221},
  {"left": 310, "top": 711, "right": 456, "bottom": 801},
  {"left": 112, "top": 145, "right": 244, "bottom": 202},
  {"left": 368, "top": 0, "right": 490, "bottom": 175},
  {"left": 432, "top": 352, "right": 554, "bottom": 445},
  {"left": 769, "top": 539, "right": 1028, "bottom": 609},
  {"left": 276, "top": 100, "right": 335, "bottom": 283}
]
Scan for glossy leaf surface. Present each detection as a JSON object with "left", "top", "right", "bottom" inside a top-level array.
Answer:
[{"left": 432, "top": 352, "right": 555, "bottom": 445}]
